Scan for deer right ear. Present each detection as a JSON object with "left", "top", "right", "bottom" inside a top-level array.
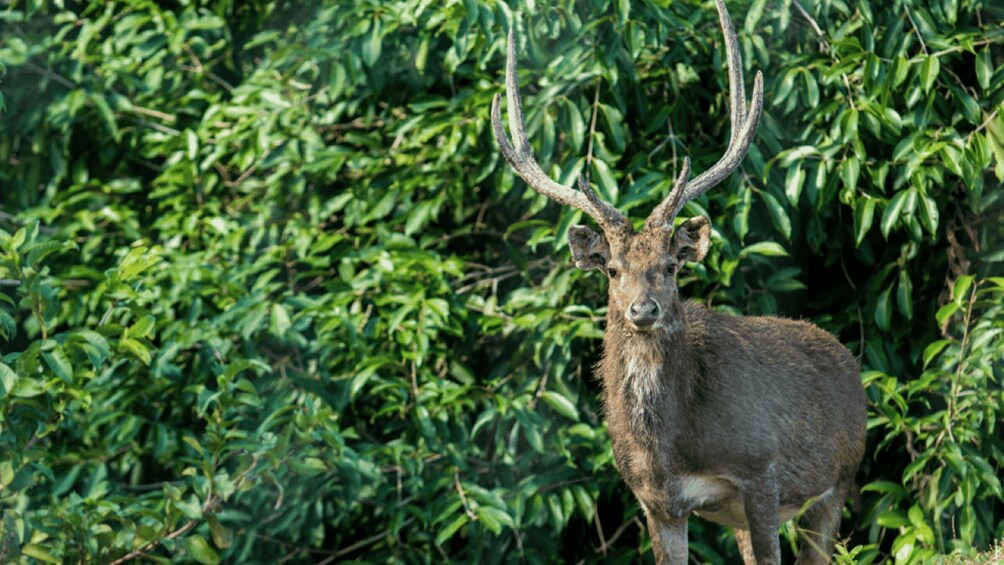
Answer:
[
  {"left": 672, "top": 216, "right": 711, "bottom": 264},
  {"left": 568, "top": 226, "right": 610, "bottom": 271}
]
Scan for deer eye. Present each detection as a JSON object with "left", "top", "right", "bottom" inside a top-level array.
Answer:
[
  {"left": 665, "top": 262, "right": 676, "bottom": 275},
  {"left": 607, "top": 267, "right": 618, "bottom": 278}
]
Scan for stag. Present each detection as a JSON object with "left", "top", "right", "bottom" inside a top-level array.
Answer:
[{"left": 490, "top": 1, "right": 867, "bottom": 563}]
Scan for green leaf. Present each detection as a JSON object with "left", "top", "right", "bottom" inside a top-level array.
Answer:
[
  {"left": 784, "top": 165, "right": 804, "bottom": 205},
  {"left": 936, "top": 302, "right": 959, "bottom": 326},
  {"left": 220, "top": 358, "right": 270, "bottom": 382},
  {"left": 920, "top": 55, "right": 939, "bottom": 93},
  {"left": 0, "top": 309, "right": 15, "bottom": 340},
  {"left": 563, "top": 100, "right": 585, "bottom": 153},
  {"left": 476, "top": 506, "right": 502, "bottom": 534},
  {"left": 185, "top": 129, "right": 198, "bottom": 160},
  {"left": 361, "top": 18, "right": 382, "bottom": 66},
  {"left": 208, "top": 515, "right": 233, "bottom": 549},
  {"left": 840, "top": 156, "right": 860, "bottom": 192},
  {"left": 917, "top": 193, "right": 939, "bottom": 235},
  {"left": 616, "top": 0, "right": 630, "bottom": 24},
  {"left": 759, "top": 191, "right": 791, "bottom": 240},
  {"left": 744, "top": 0, "right": 766, "bottom": 33},
  {"left": 22, "top": 545, "right": 60, "bottom": 564},
  {"left": 119, "top": 337, "right": 152, "bottom": 365},
  {"left": 42, "top": 346, "right": 73, "bottom": 384},
  {"left": 24, "top": 240, "right": 66, "bottom": 266},
  {"left": 540, "top": 391, "right": 578, "bottom": 421},
  {"left": 739, "top": 241, "right": 788, "bottom": 258},
  {"left": 591, "top": 159, "right": 618, "bottom": 204},
  {"left": 270, "top": 302, "right": 291, "bottom": 335},
  {"left": 854, "top": 198, "right": 876, "bottom": 245},
  {"left": 88, "top": 92, "right": 120, "bottom": 141},
  {"left": 876, "top": 510, "right": 910, "bottom": 528},
  {"left": 292, "top": 457, "right": 328, "bottom": 477},
  {"left": 75, "top": 330, "right": 110, "bottom": 358},
  {"left": 953, "top": 274, "right": 974, "bottom": 305},
  {"left": 874, "top": 287, "right": 892, "bottom": 331},
  {"left": 881, "top": 191, "right": 908, "bottom": 238},
  {"left": 128, "top": 314, "right": 156, "bottom": 339},
  {"left": 0, "top": 362, "right": 16, "bottom": 396},
  {"left": 435, "top": 514, "right": 468, "bottom": 546},
  {"left": 10, "top": 227, "right": 29, "bottom": 251},
  {"left": 976, "top": 48, "right": 992, "bottom": 91},
  {"left": 896, "top": 269, "right": 913, "bottom": 320},
  {"left": 415, "top": 36, "right": 429, "bottom": 74},
  {"left": 117, "top": 246, "right": 159, "bottom": 281},
  {"left": 922, "top": 339, "right": 950, "bottom": 368},
  {"left": 803, "top": 71, "right": 819, "bottom": 108},
  {"left": 182, "top": 535, "right": 220, "bottom": 565},
  {"left": 571, "top": 484, "right": 595, "bottom": 520}
]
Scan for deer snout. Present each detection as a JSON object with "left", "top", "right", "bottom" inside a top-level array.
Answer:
[{"left": 627, "top": 298, "right": 660, "bottom": 327}]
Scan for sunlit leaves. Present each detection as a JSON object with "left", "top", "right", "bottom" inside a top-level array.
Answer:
[{"left": 0, "top": 0, "right": 1001, "bottom": 563}]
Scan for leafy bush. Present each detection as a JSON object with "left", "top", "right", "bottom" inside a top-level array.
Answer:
[{"left": 0, "top": 0, "right": 1001, "bottom": 563}]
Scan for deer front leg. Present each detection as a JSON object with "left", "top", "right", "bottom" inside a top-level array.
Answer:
[
  {"left": 740, "top": 465, "right": 781, "bottom": 565},
  {"left": 647, "top": 513, "right": 688, "bottom": 565}
]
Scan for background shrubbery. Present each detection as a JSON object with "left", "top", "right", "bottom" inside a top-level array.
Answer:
[{"left": 1, "top": 0, "right": 1002, "bottom": 562}]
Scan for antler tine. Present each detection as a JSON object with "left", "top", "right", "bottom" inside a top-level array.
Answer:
[
  {"left": 645, "top": 157, "right": 691, "bottom": 231},
  {"left": 718, "top": 0, "right": 747, "bottom": 146},
  {"left": 647, "top": 0, "right": 765, "bottom": 228},
  {"left": 491, "top": 27, "right": 627, "bottom": 231}
]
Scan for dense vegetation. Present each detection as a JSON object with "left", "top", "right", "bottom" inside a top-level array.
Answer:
[{"left": 0, "top": 0, "right": 1001, "bottom": 562}]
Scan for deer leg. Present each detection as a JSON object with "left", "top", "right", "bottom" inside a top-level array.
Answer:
[
  {"left": 734, "top": 529, "right": 757, "bottom": 565},
  {"left": 795, "top": 482, "right": 851, "bottom": 564},
  {"left": 740, "top": 467, "right": 781, "bottom": 565},
  {"left": 647, "top": 514, "right": 689, "bottom": 565}
]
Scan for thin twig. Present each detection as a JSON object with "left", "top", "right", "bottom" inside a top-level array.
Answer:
[
  {"left": 129, "top": 105, "right": 176, "bottom": 123},
  {"left": 131, "top": 117, "right": 182, "bottom": 136},
  {"left": 109, "top": 456, "right": 262, "bottom": 564},
  {"left": 223, "top": 149, "right": 270, "bottom": 188},
  {"left": 904, "top": 6, "right": 929, "bottom": 55},
  {"left": 453, "top": 467, "right": 478, "bottom": 521},
  {"left": 793, "top": 0, "right": 827, "bottom": 48},
  {"left": 584, "top": 76, "right": 602, "bottom": 182},
  {"left": 842, "top": 74, "right": 858, "bottom": 111},
  {"left": 944, "top": 281, "right": 979, "bottom": 444},
  {"left": 0, "top": 210, "right": 57, "bottom": 234},
  {"left": 319, "top": 518, "right": 416, "bottom": 562},
  {"left": 25, "top": 62, "right": 76, "bottom": 89},
  {"left": 593, "top": 504, "right": 608, "bottom": 556},
  {"left": 968, "top": 108, "right": 999, "bottom": 139},
  {"left": 927, "top": 37, "right": 998, "bottom": 61},
  {"left": 600, "top": 516, "right": 640, "bottom": 550}
]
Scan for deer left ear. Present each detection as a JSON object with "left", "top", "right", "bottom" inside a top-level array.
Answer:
[
  {"left": 568, "top": 225, "right": 610, "bottom": 271},
  {"left": 672, "top": 216, "right": 711, "bottom": 263}
]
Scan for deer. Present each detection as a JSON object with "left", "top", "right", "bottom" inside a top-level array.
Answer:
[{"left": 489, "top": 1, "right": 868, "bottom": 563}]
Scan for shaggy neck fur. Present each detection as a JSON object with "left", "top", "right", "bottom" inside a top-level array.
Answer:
[{"left": 601, "top": 304, "right": 697, "bottom": 445}]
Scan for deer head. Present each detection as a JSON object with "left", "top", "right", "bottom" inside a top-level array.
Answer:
[{"left": 491, "top": 0, "right": 763, "bottom": 333}]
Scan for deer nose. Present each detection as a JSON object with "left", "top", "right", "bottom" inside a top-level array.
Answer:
[{"left": 627, "top": 299, "right": 660, "bottom": 327}]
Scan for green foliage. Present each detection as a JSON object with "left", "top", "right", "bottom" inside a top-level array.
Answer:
[{"left": 0, "top": 0, "right": 1001, "bottom": 563}]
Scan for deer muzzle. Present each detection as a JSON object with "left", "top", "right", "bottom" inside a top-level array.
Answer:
[{"left": 627, "top": 298, "right": 660, "bottom": 328}]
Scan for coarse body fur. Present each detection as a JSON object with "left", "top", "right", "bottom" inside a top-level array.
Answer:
[
  {"left": 490, "top": 0, "right": 868, "bottom": 560},
  {"left": 599, "top": 300, "right": 867, "bottom": 564}
]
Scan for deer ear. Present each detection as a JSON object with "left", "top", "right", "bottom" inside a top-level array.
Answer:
[
  {"left": 672, "top": 216, "right": 711, "bottom": 264},
  {"left": 568, "top": 226, "right": 610, "bottom": 271}
]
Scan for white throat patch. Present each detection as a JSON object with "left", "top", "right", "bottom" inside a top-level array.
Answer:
[
  {"left": 623, "top": 349, "right": 663, "bottom": 432},
  {"left": 625, "top": 354, "right": 660, "bottom": 401}
]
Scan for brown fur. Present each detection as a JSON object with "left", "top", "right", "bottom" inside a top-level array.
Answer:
[{"left": 570, "top": 219, "right": 867, "bottom": 564}]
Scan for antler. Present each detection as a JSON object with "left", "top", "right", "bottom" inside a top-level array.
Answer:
[
  {"left": 491, "top": 28, "right": 628, "bottom": 233},
  {"left": 646, "top": 0, "right": 764, "bottom": 230}
]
